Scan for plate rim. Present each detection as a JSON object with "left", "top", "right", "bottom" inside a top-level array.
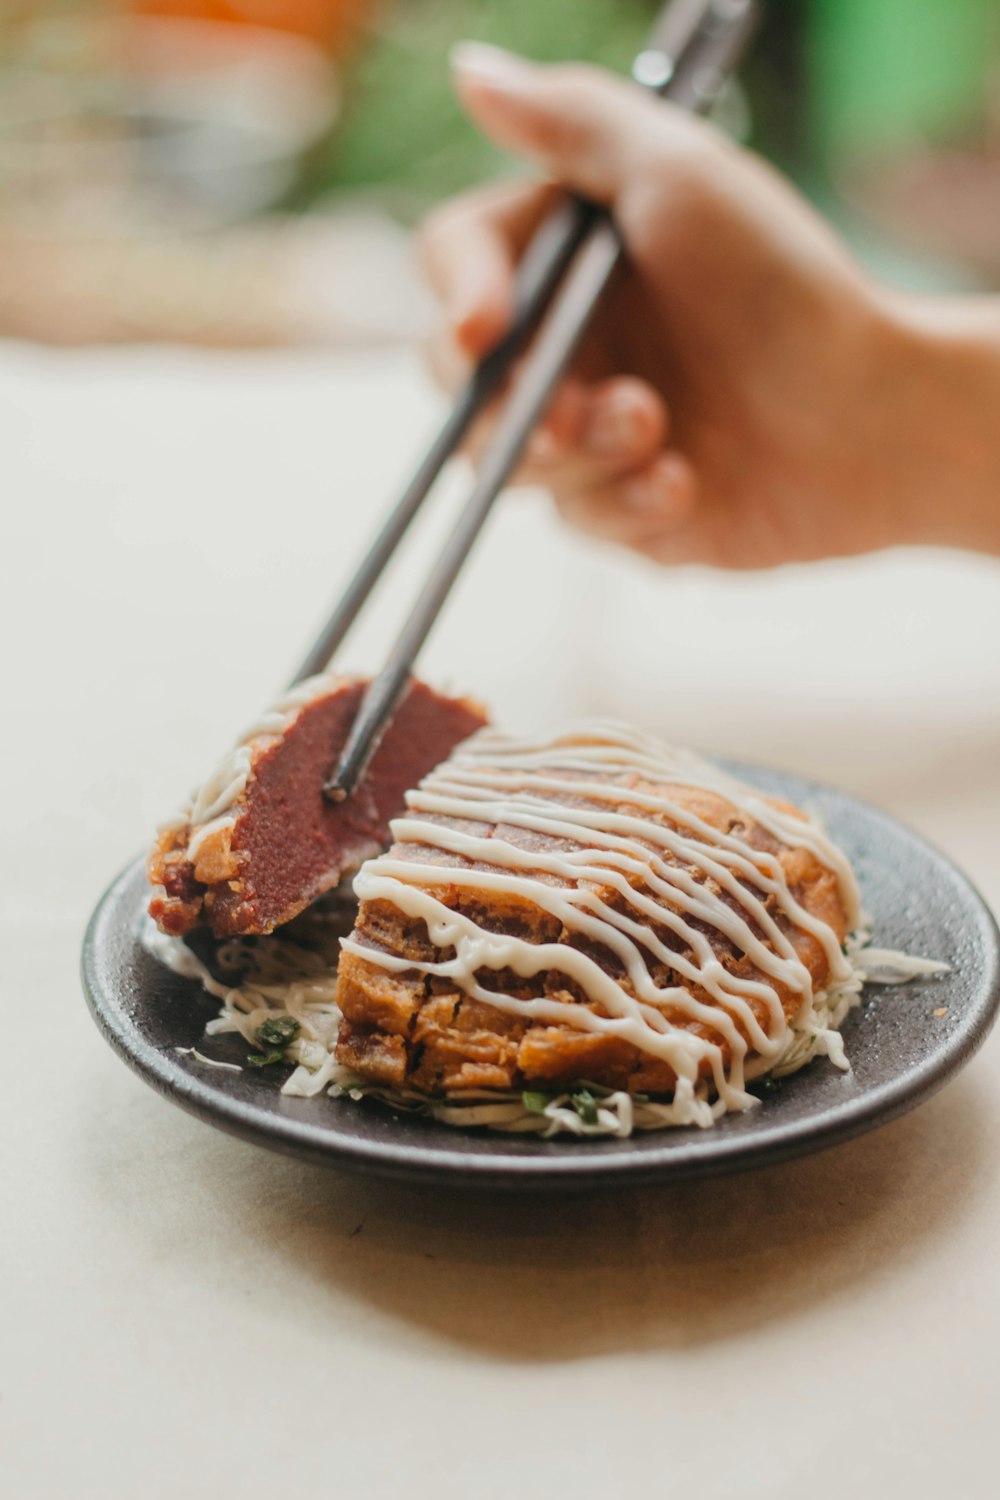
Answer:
[{"left": 81, "top": 766, "right": 1000, "bottom": 1190}]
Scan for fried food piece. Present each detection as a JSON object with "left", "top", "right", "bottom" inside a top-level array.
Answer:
[
  {"left": 334, "top": 741, "right": 850, "bottom": 1099},
  {"left": 148, "top": 676, "right": 486, "bottom": 938}
]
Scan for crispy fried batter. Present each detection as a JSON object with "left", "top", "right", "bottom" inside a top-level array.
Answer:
[{"left": 334, "top": 775, "right": 849, "bottom": 1097}]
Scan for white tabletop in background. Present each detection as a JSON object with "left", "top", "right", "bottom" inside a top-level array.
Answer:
[{"left": 3, "top": 341, "right": 1000, "bottom": 1500}]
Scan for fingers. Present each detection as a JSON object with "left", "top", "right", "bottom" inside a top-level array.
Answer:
[
  {"left": 449, "top": 42, "right": 667, "bottom": 204},
  {"left": 552, "top": 451, "right": 698, "bottom": 550},
  {"left": 465, "top": 375, "right": 668, "bottom": 489},
  {"left": 445, "top": 357, "right": 704, "bottom": 561},
  {"left": 467, "top": 373, "right": 701, "bottom": 556},
  {"left": 533, "top": 376, "right": 667, "bottom": 479},
  {"left": 460, "top": 370, "right": 712, "bottom": 566},
  {"left": 419, "top": 178, "right": 556, "bottom": 359}
]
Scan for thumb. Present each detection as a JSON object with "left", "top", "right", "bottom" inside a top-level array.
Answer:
[{"left": 450, "top": 42, "right": 656, "bottom": 204}]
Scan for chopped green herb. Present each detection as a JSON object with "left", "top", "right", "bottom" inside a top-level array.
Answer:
[
  {"left": 571, "top": 1087, "right": 600, "bottom": 1126},
  {"left": 256, "top": 1017, "right": 300, "bottom": 1049},
  {"left": 522, "top": 1090, "right": 552, "bottom": 1115},
  {"left": 754, "top": 1076, "right": 781, "bottom": 1096},
  {"left": 246, "top": 1016, "right": 301, "bottom": 1068}
]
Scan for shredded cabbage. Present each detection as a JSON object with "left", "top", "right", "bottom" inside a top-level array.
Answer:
[{"left": 144, "top": 910, "right": 946, "bottom": 1139}]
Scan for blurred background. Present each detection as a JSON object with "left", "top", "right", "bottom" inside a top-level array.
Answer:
[
  {"left": 5, "top": 0, "right": 1000, "bottom": 890},
  {"left": 3, "top": 0, "right": 1000, "bottom": 345}
]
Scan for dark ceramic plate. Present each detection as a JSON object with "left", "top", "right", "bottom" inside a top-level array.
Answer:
[{"left": 82, "top": 765, "right": 1000, "bottom": 1190}]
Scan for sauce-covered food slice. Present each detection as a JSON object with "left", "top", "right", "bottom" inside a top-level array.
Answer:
[
  {"left": 334, "top": 725, "right": 860, "bottom": 1114},
  {"left": 147, "top": 676, "right": 487, "bottom": 938}
]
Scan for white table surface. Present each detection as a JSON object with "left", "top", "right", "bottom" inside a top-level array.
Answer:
[{"left": 4, "top": 341, "right": 1000, "bottom": 1500}]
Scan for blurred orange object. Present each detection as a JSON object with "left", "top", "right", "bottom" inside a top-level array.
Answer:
[{"left": 130, "top": 1, "right": 373, "bottom": 53}]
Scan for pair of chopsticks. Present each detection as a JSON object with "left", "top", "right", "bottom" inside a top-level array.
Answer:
[{"left": 292, "top": 0, "right": 762, "bottom": 801}]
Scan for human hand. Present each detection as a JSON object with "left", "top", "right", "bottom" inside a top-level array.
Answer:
[{"left": 421, "top": 44, "right": 961, "bottom": 568}]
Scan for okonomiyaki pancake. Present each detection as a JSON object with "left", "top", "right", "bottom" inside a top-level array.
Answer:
[{"left": 334, "top": 724, "right": 861, "bottom": 1123}]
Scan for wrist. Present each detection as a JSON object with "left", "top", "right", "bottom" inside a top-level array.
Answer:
[{"left": 873, "top": 291, "right": 1000, "bottom": 556}]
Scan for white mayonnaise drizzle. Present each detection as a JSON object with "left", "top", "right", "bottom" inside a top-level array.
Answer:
[
  {"left": 157, "top": 674, "right": 340, "bottom": 856},
  {"left": 143, "top": 913, "right": 874, "bottom": 1136},
  {"left": 345, "top": 722, "right": 864, "bottom": 1111},
  {"left": 143, "top": 721, "right": 948, "bottom": 1139}
]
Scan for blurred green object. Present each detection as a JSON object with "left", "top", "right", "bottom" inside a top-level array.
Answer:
[
  {"left": 807, "top": 0, "right": 1000, "bottom": 158},
  {"left": 299, "top": 0, "right": 658, "bottom": 214}
]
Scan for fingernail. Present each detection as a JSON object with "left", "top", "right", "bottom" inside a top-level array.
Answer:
[
  {"left": 585, "top": 396, "right": 647, "bottom": 457},
  {"left": 621, "top": 468, "right": 673, "bottom": 515},
  {"left": 527, "top": 427, "right": 560, "bottom": 463},
  {"left": 450, "top": 40, "right": 534, "bottom": 91},
  {"left": 451, "top": 302, "right": 490, "bottom": 351}
]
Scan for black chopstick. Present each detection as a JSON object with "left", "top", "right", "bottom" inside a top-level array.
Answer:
[
  {"left": 289, "top": 194, "right": 597, "bottom": 684},
  {"left": 291, "top": 0, "right": 726, "bottom": 687},
  {"left": 324, "top": 0, "right": 761, "bottom": 799}
]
